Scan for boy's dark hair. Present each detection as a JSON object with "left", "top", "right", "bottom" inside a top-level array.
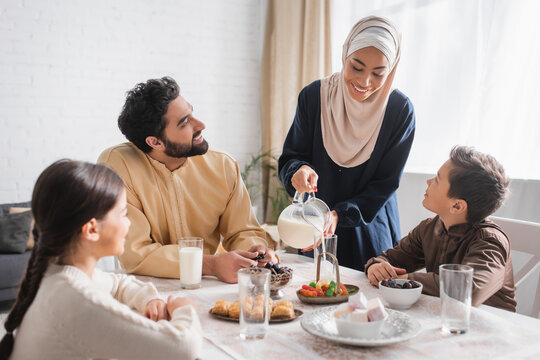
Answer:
[
  {"left": 448, "top": 146, "right": 510, "bottom": 224},
  {"left": 118, "top": 76, "right": 180, "bottom": 153}
]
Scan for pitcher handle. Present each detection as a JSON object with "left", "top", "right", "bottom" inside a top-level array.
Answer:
[
  {"left": 315, "top": 252, "right": 343, "bottom": 295},
  {"left": 293, "top": 191, "right": 316, "bottom": 204}
]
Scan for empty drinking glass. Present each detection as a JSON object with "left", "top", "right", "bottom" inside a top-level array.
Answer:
[
  {"left": 314, "top": 234, "right": 338, "bottom": 281},
  {"left": 238, "top": 267, "right": 271, "bottom": 340},
  {"left": 439, "top": 264, "right": 474, "bottom": 334}
]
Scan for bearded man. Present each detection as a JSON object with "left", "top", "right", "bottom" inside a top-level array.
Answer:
[{"left": 99, "top": 76, "right": 275, "bottom": 283}]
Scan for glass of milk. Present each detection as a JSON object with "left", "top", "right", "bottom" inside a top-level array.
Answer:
[{"left": 178, "top": 237, "right": 203, "bottom": 289}]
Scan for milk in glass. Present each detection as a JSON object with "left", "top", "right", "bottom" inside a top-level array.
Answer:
[{"left": 178, "top": 238, "right": 203, "bottom": 289}]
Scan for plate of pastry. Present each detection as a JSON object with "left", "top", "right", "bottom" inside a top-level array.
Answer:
[{"left": 209, "top": 299, "right": 303, "bottom": 323}]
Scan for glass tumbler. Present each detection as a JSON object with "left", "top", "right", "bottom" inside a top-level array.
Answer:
[
  {"left": 178, "top": 237, "right": 203, "bottom": 289},
  {"left": 314, "top": 234, "right": 338, "bottom": 281},
  {"left": 238, "top": 267, "right": 271, "bottom": 340},
  {"left": 439, "top": 264, "right": 474, "bottom": 334}
]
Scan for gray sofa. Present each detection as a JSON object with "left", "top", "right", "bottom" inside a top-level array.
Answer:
[{"left": 0, "top": 201, "right": 32, "bottom": 302}]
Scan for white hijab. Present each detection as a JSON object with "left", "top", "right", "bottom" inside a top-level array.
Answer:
[{"left": 320, "top": 16, "right": 401, "bottom": 168}]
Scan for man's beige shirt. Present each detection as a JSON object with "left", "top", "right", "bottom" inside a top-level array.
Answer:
[{"left": 98, "top": 143, "right": 269, "bottom": 278}]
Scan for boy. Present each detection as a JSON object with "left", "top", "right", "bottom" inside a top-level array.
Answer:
[{"left": 365, "top": 146, "right": 516, "bottom": 311}]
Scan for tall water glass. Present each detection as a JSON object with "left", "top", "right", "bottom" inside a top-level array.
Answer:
[
  {"left": 439, "top": 264, "right": 473, "bottom": 334},
  {"left": 238, "top": 267, "right": 271, "bottom": 340},
  {"left": 314, "top": 234, "right": 338, "bottom": 281},
  {"left": 178, "top": 237, "right": 203, "bottom": 289}
]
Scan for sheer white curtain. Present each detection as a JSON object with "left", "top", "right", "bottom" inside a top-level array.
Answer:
[{"left": 332, "top": 0, "right": 540, "bottom": 180}]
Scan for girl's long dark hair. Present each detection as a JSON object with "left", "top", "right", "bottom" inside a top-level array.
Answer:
[{"left": 0, "top": 160, "right": 124, "bottom": 359}]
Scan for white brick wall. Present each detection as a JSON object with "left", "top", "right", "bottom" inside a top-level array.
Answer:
[{"left": 0, "top": 0, "right": 263, "bottom": 202}]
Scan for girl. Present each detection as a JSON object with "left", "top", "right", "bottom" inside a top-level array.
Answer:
[{"left": 0, "top": 160, "right": 201, "bottom": 359}]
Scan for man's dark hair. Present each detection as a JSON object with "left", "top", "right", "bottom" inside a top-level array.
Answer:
[
  {"left": 448, "top": 146, "right": 510, "bottom": 224},
  {"left": 118, "top": 76, "right": 179, "bottom": 153}
]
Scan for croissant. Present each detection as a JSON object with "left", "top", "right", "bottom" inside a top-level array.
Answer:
[
  {"left": 211, "top": 300, "right": 230, "bottom": 316},
  {"left": 250, "top": 297, "right": 265, "bottom": 321},
  {"left": 271, "top": 305, "right": 294, "bottom": 319},
  {"left": 228, "top": 300, "right": 240, "bottom": 319},
  {"left": 242, "top": 296, "right": 253, "bottom": 315},
  {"left": 254, "top": 294, "right": 266, "bottom": 305},
  {"left": 274, "top": 300, "right": 293, "bottom": 310}
]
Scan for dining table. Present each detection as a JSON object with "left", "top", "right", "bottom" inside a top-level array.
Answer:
[{"left": 135, "top": 253, "right": 540, "bottom": 360}]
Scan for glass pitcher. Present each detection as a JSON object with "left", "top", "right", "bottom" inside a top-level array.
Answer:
[{"left": 277, "top": 191, "right": 331, "bottom": 249}]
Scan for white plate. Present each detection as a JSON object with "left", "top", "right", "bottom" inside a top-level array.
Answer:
[{"left": 301, "top": 306, "right": 422, "bottom": 347}]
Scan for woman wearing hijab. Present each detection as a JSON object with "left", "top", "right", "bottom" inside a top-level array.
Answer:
[{"left": 278, "top": 16, "right": 415, "bottom": 271}]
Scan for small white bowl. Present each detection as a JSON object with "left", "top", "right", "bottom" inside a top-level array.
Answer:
[
  {"left": 378, "top": 279, "right": 423, "bottom": 310},
  {"left": 334, "top": 305, "right": 388, "bottom": 339}
]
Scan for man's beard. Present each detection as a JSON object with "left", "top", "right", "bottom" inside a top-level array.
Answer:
[{"left": 162, "top": 132, "right": 209, "bottom": 158}]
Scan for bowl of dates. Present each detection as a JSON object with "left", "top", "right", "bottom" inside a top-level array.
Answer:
[
  {"left": 265, "top": 261, "right": 293, "bottom": 299},
  {"left": 378, "top": 279, "right": 422, "bottom": 310}
]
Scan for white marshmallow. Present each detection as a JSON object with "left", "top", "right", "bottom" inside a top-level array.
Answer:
[
  {"left": 348, "top": 291, "right": 368, "bottom": 310},
  {"left": 367, "top": 297, "right": 388, "bottom": 322},
  {"left": 350, "top": 309, "right": 369, "bottom": 322}
]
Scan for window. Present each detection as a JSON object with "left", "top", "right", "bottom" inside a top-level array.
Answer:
[{"left": 332, "top": 0, "right": 540, "bottom": 179}]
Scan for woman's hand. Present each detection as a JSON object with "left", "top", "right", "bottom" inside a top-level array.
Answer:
[
  {"left": 367, "top": 262, "right": 407, "bottom": 286},
  {"left": 143, "top": 299, "right": 169, "bottom": 321},
  {"left": 291, "top": 165, "right": 318, "bottom": 193},
  {"left": 166, "top": 295, "right": 196, "bottom": 317}
]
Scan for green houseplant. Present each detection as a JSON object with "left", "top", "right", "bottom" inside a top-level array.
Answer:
[{"left": 241, "top": 151, "right": 290, "bottom": 224}]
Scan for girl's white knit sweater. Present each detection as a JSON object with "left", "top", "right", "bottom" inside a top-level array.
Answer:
[{"left": 10, "top": 264, "right": 202, "bottom": 359}]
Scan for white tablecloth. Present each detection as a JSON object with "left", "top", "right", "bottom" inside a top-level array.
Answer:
[{"left": 136, "top": 253, "right": 540, "bottom": 360}]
